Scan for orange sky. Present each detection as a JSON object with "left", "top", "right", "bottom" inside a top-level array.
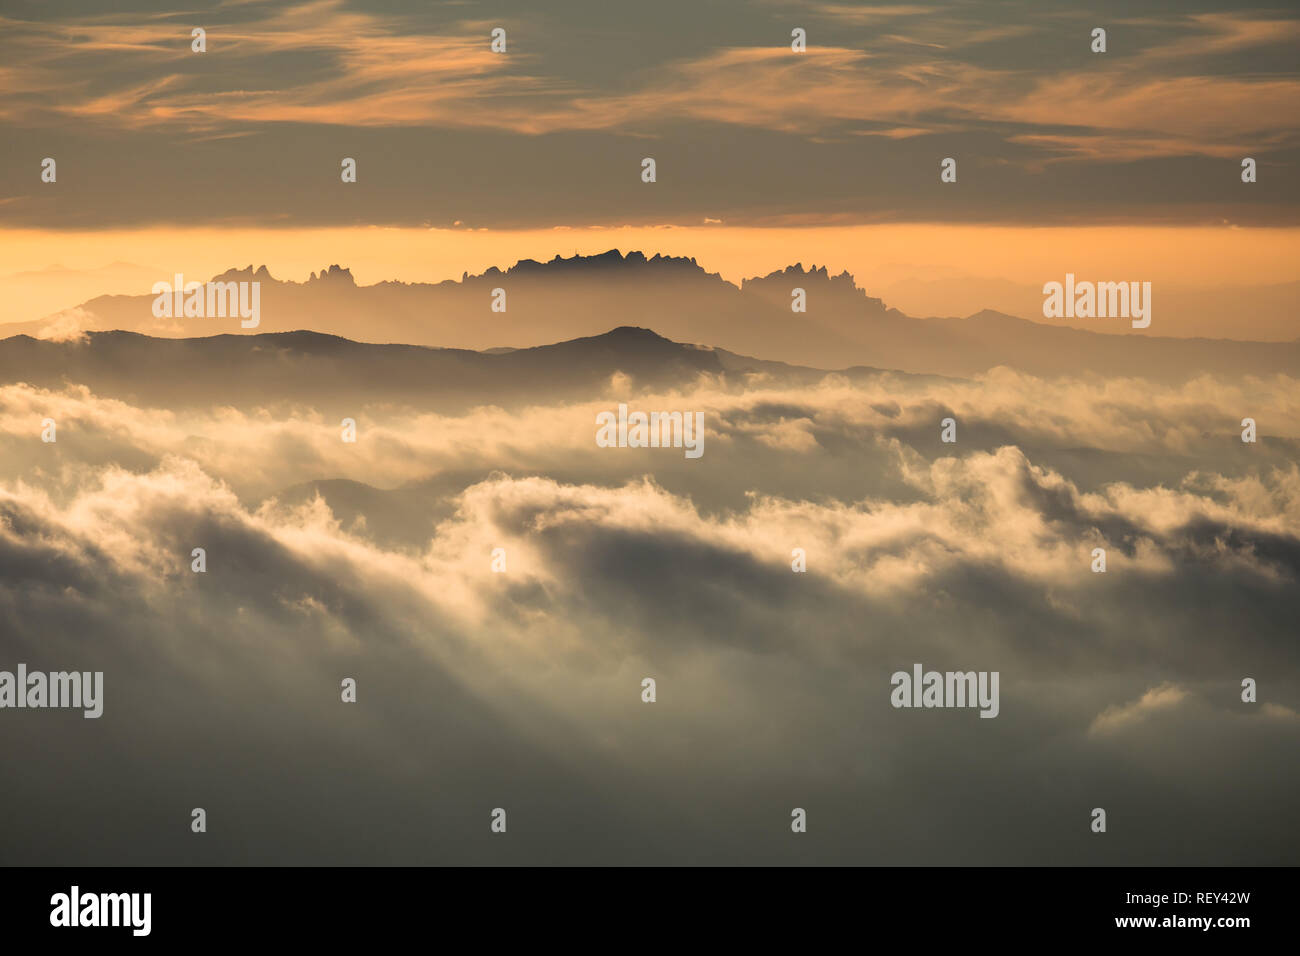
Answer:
[
  {"left": 2, "top": 223, "right": 1296, "bottom": 334},
  {"left": 4, "top": 3, "right": 1296, "bottom": 337}
]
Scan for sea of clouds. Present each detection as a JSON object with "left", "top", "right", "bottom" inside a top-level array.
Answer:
[{"left": 0, "top": 367, "right": 1296, "bottom": 864}]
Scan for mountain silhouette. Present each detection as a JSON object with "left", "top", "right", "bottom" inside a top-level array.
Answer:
[
  {"left": 4, "top": 250, "right": 1297, "bottom": 380},
  {"left": 0, "top": 326, "right": 935, "bottom": 415}
]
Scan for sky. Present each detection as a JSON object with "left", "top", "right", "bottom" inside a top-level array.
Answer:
[{"left": 0, "top": 0, "right": 1297, "bottom": 327}]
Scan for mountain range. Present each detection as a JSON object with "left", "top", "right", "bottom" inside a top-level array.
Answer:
[
  {"left": 0, "top": 326, "right": 942, "bottom": 416},
  {"left": 4, "top": 250, "right": 1297, "bottom": 381}
]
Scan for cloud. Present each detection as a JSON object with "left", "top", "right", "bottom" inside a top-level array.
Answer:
[
  {"left": 596, "top": 25, "right": 1300, "bottom": 160},
  {"left": 34, "top": 307, "right": 95, "bottom": 343},
  {"left": 0, "top": 357, "right": 1297, "bottom": 863},
  {"left": 2, "top": 3, "right": 1294, "bottom": 163},
  {"left": 1089, "top": 682, "right": 1189, "bottom": 735},
  {"left": 0, "top": 1, "right": 546, "bottom": 131}
]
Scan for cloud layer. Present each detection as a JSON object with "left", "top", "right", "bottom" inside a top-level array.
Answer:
[
  {"left": 1, "top": 363, "right": 1296, "bottom": 863},
  {"left": 3, "top": 1, "right": 1296, "bottom": 228}
]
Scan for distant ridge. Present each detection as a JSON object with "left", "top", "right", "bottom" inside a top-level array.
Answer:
[
  {"left": 4, "top": 250, "right": 1297, "bottom": 381},
  {"left": 0, "top": 325, "right": 951, "bottom": 415}
]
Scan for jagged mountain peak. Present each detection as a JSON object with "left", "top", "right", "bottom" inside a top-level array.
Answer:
[
  {"left": 307, "top": 264, "right": 355, "bottom": 284},
  {"left": 209, "top": 264, "right": 275, "bottom": 283}
]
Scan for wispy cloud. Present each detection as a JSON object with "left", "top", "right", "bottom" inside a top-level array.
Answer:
[
  {"left": 2, "top": 2, "right": 1295, "bottom": 162},
  {"left": 0, "top": 1, "right": 553, "bottom": 131},
  {"left": 1089, "top": 683, "right": 1189, "bottom": 735}
]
